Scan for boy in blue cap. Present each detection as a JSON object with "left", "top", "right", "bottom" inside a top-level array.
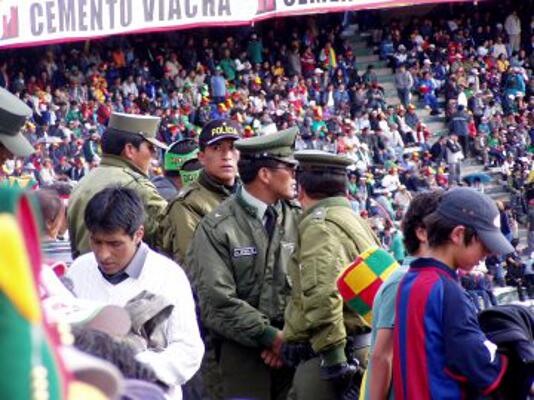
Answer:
[{"left": 394, "top": 187, "right": 511, "bottom": 399}]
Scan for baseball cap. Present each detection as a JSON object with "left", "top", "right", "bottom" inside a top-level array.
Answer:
[
  {"left": 164, "top": 138, "right": 199, "bottom": 171},
  {"left": 0, "top": 88, "right": 34, "bottom": 157},
  {"left": 199, "top": 119, "right": 241, "bottom": 149},
  {"left": 436, "top": 187, "right": 514, "bottom": 255}
]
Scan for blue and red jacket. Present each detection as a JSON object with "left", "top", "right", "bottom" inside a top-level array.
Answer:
[{"left": 393, "top": 258, "right": 507, "bottom": 399}]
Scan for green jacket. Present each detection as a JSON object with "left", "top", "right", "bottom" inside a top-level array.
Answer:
[
  {"left": 186, "top": 188, "right": 300, "bottom": 348},
  {"left": 159, "top": 170, "right": 235, "bottom": 265},
  {"left": 67, "top": 155, "right": 167, "bottom": 258},
  {"left": 283, "top": 197, "right": 380, "bottom": 365}
]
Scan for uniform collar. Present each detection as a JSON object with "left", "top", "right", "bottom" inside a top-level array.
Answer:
[
  {"left": 409, "top": 257, "right": 458, "bottom": 280},
  {"left": 198, "top": 169, "right": 237, "bottom": 197},
  {"left": 100, "top": 154, "right": 147, "bottom": 177},
  {"left": 239, "top": 186, "right": 268, "bottom": 220},
  {"left": 302, "top": 196, "right": 352, "bottom": 219}
]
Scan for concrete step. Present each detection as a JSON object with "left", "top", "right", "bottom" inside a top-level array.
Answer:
[
  {"left": 377, "top": 74, "right": 395, "bottom": 84},
  {"left": 354, "top": 47, "right": 375, "bottom": 57},
  {"left": 352, "top": 41, "right": 369, "bottom": 50},
  {"left": 424, "top": 120, "right": 447, "bottom": 134},
  {"left": 355, "top": 54, "right": 380, "bottom": 64},
  {"left": 419, "top": 113, "right": 446, "bottom": 124},
  {"left": 375, "top": 67, "right": 392, "bottom": 77}
]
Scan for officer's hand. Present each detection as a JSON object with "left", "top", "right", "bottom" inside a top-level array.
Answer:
[
  {"left": 271, "top": 330, "right": 284, "bottom": 356},
  {"left": 319, "top": 360, "right": 361, "bottom": 400},
  {"left": 261, "top": 349, "right": 284, "bottom": 369}
]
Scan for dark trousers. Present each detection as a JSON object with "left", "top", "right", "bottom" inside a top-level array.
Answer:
[{"left": 219, "top": 339, "right": 294, "bottom": 400}]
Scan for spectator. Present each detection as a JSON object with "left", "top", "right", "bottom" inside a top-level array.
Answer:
[
  {"left": 66, "top": 186, "right": 204, "bottom": 399},
  {"left": 364, "top": 190, "right": 442, "bottom": 400},
  {"left": 446, "top": 133, "right": 464, "bottom": 186},
  {"left": 394, "top": 188, "right": 511, "bottom": 399},
  {"left": 210, "top": 67, "right": 227, "bottom": 104},
  {"left": 449, "top": 104, "right": 470, "bottom": 155},
  {"left": 395, "top": 64, "right": 414, "bottom": 107},
  {"left": 504, "top": 11, "right": 522, "bottom": 53}
]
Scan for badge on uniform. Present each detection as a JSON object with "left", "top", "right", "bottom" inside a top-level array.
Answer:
[{"left": 233, "top": 246, "right": 257, "bottom": 258}]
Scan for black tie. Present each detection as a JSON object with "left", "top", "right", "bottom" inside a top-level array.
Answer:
[
  {"left": 99, "top": 268, "right": 129, "bottom": 285},
  {"left": 264, "top": 206, "right": 277, "bottom": 239}
]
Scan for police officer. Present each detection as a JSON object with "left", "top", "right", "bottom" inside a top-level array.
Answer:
[
  {"left": 186, "top": 127, "right": 301, "bottom": 400},
  {"left": 0, "top": 88, "right": 34, "bottom": 168},
  {"left": 151, "top": 138, "right": 201, "bottom": 201},
  {"left": 283, "top": 150, "right": 380, "bottom": 400},
  {"left": 68, "top": 112, "right": 168, "bottom": 258},
  {"left": 159, "top": 119, "right": 241, "bottom": 266}
]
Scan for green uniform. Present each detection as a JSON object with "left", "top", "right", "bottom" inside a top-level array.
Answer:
[
  {"left": 68, "top": 155, "right": 167, "bottom": 258},
  {"left": 285, "top": 197, "right": 380, "bottom": 400},
  {"left": 285, "top": 197, "right": 380, "bottom": 347},
  {"left": 284, "top": 150, "right": 381, "bottom": 400},
  {"left": 159, "top": 170, "right": 234, "bottom": 266},
  {"left": 187, "top": 189, "right": 300, "bottom": 399},
  {"left": 187, "top": 126, "right": 301, "bottom": 400}
]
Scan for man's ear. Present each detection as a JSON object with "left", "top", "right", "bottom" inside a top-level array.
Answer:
[
  {"left": 134, "top": 225, "right": 145, "bottom": 244},
  {"left": 122, "top": 143, "right": 135, "bottom": 161},
  {"left": 415, "top": 226, "right": 428, "bottom": 244},
  {"left": 449, "top": 225, "right": 465, "bottom": 246},
  {"left": 257, "top": 166, "right": 271, "bottom": 185}
]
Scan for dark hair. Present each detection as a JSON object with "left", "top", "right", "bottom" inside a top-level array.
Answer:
[
  {"left": 72, "top": 327, "right": 160, "bottom": 385},
  {"left": 401, "top": 190, "right": 443, "bottom": 255},
  {"left": 42, "top": 181, "right": 73, "bottom": 196},
  {"left": 35, "top": 189, "right": 64, "bottom": 227},
  {"left": 424, "top": 211, "right": 478, "bottom": 249},
  {"left": 238, "top": 157, "right": 281, "bottom": 184},
  {"left": 101, "top": 129, "right": 144, "bottom": 156},
  {"left": 297, "top": 169, "right": 346, "bottom": 199},
  {"left": 84, "top": 186, "right": 144, "bottom": 236}
]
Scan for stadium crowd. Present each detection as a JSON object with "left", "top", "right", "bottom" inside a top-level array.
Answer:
[{"left": 2, "top": 2, "right": 532, "bottom": 257}]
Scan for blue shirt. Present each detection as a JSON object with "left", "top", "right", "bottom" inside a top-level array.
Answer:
[{"left": 393, "top": 257, "right": 507, "bottom": 400}]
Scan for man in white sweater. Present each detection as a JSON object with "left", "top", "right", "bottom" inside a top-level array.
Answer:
[{"left": 67, "top": 186, "right": 204, "bottom": 400}]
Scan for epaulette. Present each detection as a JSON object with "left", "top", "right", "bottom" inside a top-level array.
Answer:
[
  {"left": 310, "top": 206, "right": 327, "bottom": 222},
  {"left": 202, "top": 206, "right": 232, "bottom": 228},
  {"left": 176, "top": 184, "right": 197, "bottom": 200}
]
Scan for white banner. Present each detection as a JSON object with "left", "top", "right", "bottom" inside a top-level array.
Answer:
[{"left": 0, "top": 0, "right": 475, "bottom": 49}]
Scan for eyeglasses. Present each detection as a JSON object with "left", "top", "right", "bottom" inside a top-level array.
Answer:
[{"left": 267, "top": 163, "right": 297, "bottom": 176}]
